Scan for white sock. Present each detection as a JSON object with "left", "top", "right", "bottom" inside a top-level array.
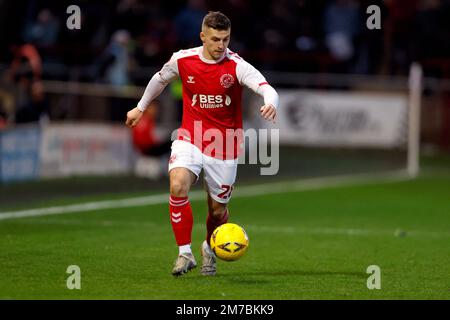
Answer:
[{"left": 179, "top": 244, "right": 192, "bottom": 255}]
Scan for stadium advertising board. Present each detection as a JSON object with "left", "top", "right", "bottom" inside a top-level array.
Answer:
[
  {"left": 40, "top": 123, "right": 133, "bottom": 177},
  {"left": 261, "top": 90, "right": 408, "bottom": 148},
  {"left": 0, "top": 125, "right": 41, "bottom": 182}
]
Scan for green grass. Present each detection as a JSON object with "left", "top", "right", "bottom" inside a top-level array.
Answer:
[{"left": 0, "top": 172, "right": 449, "bottom": 299}]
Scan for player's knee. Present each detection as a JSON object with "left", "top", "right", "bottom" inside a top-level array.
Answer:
[{"left": 170, "top": 181, "right": 190, "bottom": 197}]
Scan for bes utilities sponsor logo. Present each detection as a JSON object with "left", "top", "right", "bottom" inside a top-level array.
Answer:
[{"left": 191, "top": 94, "right": 231, "bottom": 109}]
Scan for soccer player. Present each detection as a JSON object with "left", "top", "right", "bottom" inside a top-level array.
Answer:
[{"left": 126, "top": 11, "right": 279, "bottom": 276}]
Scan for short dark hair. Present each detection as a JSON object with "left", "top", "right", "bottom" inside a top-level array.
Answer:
[{"left": 202, "top": 11, "right": 231, "bottom": 30}]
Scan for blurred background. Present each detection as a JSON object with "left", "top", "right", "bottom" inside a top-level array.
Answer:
[{"left": 1, "top": 0, "right": 450, "bottom": 207}]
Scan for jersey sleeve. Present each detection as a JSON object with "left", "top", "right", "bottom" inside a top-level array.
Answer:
[
  {"left": 236, "top": 59, "right": 268, "bottom": 93},
  {"left": 136, "top": 51, "right": 180, "bottom": 111},
  {"left": 158, "top": 51, "right": 181, "bottom": 83},
  {"left": 236, "top": 58, "right": 279, "bottom": 109}
]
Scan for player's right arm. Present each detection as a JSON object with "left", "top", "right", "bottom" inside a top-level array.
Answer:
[{"left": 126, "top": 53, "right": 180, "bottom": 128}]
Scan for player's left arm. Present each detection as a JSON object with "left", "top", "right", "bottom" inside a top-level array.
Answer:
[
  {"left": 236, "top": 59, "right": 279, "bottom": 122},
  {"left": 257, "top": 84, "right": 279, "bottom": 122}
]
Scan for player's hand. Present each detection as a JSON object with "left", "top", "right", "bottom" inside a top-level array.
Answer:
[
  {"left": 125, "top": 107, "right": 143, "bottom": 128},
  {"left": 260, "top": 104, "right": 276, "bottom": 122}
]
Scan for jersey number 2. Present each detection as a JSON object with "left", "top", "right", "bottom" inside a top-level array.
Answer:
[{"left": 218, "top": 185, "right": 233, "bottom": 199}]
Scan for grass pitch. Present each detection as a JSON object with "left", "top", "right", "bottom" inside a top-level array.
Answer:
[{"left": 0, "top": 169, "right": 449, "bottom": 299}]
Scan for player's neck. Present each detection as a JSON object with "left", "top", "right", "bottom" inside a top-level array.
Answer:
[{"left": 200, "top": 46, "right": 225, "bottom": 63}]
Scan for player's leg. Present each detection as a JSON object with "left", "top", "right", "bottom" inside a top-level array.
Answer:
[
  {"left": 205, "top": 191, "right": 229, "bottom": 245},
  {"left": 168, "top": 140, "right": 202, "bottom": 276},
  {"left": 169, "top": 167, "right": 196, "bottom": 248},
  {"left": 200, "top": 157, "right": 237, "bottom": 276},
  {"left": 200, "top": 193, "right": 229, "bottom": 276},
  {"left": 169, "top": 167, "right": 197, "bottom": 276}
]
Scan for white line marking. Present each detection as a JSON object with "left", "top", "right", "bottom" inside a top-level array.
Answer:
[
  {"left": 14, "top": 219, "right": 450, "bottom": 239},
  {"left": 0, "top": 170, "right": 411, "bottom": 221}
]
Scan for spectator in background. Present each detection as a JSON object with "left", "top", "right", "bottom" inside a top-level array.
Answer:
[
  {"left": 174, "top": 0, "right": 208, "bottom": 48},
  {"left": 294, "top": 0, "right": 326, "bottom": 53},
  {"left": 14, "top": 77, "right": 49, "bottom": 124},
  {"left": 99, "top": 29, "right": 134, "bottom": 86},
  {"left": 23, "top": 8, "right": 60, "bottom": 48},
  {"left": 132, "top": 100, "right": 171, "bottom": 157},
  {"left": 7, "top": 44, "right": 49, "bottom": 124},
  {"left": 132, "top": 100, "right": 171, "bottom": 179},
  {"left": 97, "top": 30, "right": 136, "bottom": 122},
  {"left": 323, "top": 0, "right": 362, "bottom": 71},
  {"left": 8, "top": 44, "right": 42, "bottom": 80}
]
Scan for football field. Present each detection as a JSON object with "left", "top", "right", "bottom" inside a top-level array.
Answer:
[{"left": 0, "top": 165, "right": 449, "bottom": 299}]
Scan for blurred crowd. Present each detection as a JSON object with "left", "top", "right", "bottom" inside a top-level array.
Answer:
[
  {"left": 1, "top": 0, "right": 450, "bottom": 78},
  {"left": 1, "top": 0, "right": 450, "bottom": 127}
]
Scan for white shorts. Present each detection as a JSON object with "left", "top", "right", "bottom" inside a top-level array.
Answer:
[{"left": 168, "top": 140, "right": 237, "bottom": 203}]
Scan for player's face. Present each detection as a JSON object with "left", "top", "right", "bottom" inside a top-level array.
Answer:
[{"left": 200, "top": 27, "right": 231, "bottom": 60}]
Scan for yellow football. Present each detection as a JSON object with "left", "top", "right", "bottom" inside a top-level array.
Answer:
[{"left": 210, "top": 223, "right": 249, "bottom": 261}]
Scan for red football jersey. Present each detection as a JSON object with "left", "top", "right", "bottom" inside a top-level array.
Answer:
[{"left": 159, "top": 46, "right": 269, "bottom": 160}]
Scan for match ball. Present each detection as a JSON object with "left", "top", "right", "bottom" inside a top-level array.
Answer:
[{"left": 210, "top": 223, "right": 249, "bottom": 261}]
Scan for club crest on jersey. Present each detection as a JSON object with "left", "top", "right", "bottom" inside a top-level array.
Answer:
[{"left": 220, "top": 74, "right": 235, "bottom": 88}]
